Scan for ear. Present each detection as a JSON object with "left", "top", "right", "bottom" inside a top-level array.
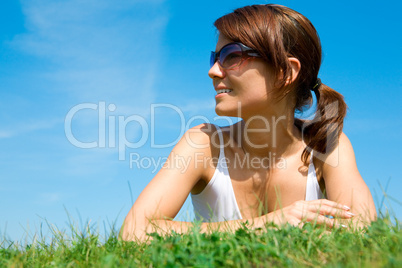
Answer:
[{"left": 285, "top": 57, "right": 301, "bottom": 85}]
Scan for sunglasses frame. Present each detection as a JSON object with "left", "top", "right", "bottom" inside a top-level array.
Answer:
[{"left": 210, "top": 42, "right": 261, "bottom": 70}]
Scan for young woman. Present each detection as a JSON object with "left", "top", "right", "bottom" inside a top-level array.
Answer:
[{"left": 121, "top": 4, "right": 376, "bottom": 241}]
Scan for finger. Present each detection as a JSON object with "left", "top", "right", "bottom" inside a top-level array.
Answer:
[
  {"left": 309, "top": 205, "right": 355, "bottom": 219},
  {"left": 304, "top": 211, "right": 353, "bottom": 229},
  {"left": 305, "top": 200, "right": 354, "bottom": 218},
  {"left": 309, "top": 199, "right": 351, "bottom": 211},
  {"left": 304, "top": 213, "right": 338, "bottom": 228},
  {"left": 298, "top": 221, "right": 304, "bottom": 229}
]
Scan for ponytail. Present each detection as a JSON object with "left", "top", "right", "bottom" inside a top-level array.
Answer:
[{"left": 299, "top": 82, "right": 348, "bottom": 165}]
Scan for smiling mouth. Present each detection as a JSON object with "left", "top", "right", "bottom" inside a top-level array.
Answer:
[{"left": 216, "top": 89, "right": 233, "bottom": 95}]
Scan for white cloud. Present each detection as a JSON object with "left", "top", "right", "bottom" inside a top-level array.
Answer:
[
  {"left": 0, "top": 118, "right": 61, "bottom": 139},
  {"left": 0, "top": 131, "right": 13, "bottom": 139},
  {"left": 4, "top": 0, "right": 169, "bottom": 144},
  {"left": 12, "top": 0, "right": 168, "bottom": 105}
]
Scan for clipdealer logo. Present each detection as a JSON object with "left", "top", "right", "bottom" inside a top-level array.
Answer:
[
  {"left": 65, "top": 102, "right": 189, "bottom": 160},
  {"left": 64, "top": 101, "right": 340, "bottom": 168}
]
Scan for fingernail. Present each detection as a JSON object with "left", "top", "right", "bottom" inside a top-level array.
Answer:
[
  {"left": 343, "top": 205, "right": 351, "bottom": 210},
  {"left": 341, "top": 224, "right": 347, "bottom": 228},
  {"left": 345, "top": 212, "right": 356, "bottom": 217}
]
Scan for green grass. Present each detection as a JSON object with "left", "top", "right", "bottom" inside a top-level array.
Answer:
[{"left": 0, "top": 216, "right": 401, "bottom": 267}]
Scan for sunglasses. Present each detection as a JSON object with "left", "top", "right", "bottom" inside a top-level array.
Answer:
[{"left": 210, "top": 42, "right": 261, "bottom": 70}]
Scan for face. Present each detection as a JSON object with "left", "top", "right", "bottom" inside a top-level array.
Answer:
[{"left": 208, "top": 35, "right": 278, "bottom": 119}]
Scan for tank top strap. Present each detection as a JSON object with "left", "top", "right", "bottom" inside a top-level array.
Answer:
[{"left": 306, "top": 149, "right": 325, "bottom": 200}]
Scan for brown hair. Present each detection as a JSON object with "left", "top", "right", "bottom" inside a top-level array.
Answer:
[{"left": 214, "top": 4, "right": 347, "bottom": 165}]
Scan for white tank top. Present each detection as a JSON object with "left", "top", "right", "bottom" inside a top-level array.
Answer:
[{"left": 191, "top": 125, "right": 325, "bottom": 222}]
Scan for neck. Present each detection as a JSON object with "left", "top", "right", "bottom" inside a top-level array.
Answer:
[{"left": 239, "top": 106, "right": 302, "bottom": 159}]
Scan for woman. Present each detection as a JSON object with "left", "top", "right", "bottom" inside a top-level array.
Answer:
[{"left": 121, "top": 4, "right": 376, "bottom": 241}]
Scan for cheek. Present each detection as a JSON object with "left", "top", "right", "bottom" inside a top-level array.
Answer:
[
  {"left": 231, "top": 62, "right": 276, "bottom": 100},
  {"left": 240, "top": 78, "right": 270, "bottom": 99}
]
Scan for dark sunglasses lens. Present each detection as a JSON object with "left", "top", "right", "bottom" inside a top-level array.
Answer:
[
  {"left": 210, "top": 52, "right": 216, "bottom": 68},
  {"left": 220, "top": 44, "right": 243, "bottom": 68}
]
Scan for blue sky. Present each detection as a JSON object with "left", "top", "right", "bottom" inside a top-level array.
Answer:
[{"left": 1, "top": 0, "right": 401, "bottom": 242}]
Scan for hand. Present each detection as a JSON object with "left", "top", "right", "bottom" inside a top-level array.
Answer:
[{"left": 270, "top": 199, "right": 354, "bottom": 228}]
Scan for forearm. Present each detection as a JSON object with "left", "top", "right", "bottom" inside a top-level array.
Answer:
[
  {"left": 327, "top": 187, "right": 377, "bottom": 228},
  {"left": 121, "top": 215, "right": 267, "bottom": 242},
  {"left": 338, "top": 210, "right": 376, "bottom": 230},
  {"left": 121, "top": 199, "right": 364, "bottom": 242}
]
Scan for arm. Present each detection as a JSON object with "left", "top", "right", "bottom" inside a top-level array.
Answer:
[
  {"left": 121, "top": 124, "right": 211, "bottom": 242},
  {"left": 321, "top": 132, "right": 377, "bottom": 227}
]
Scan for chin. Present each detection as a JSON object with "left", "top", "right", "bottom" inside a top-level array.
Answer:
[{"left": 215, "top": 105, "right": 240, "bottom": 118}]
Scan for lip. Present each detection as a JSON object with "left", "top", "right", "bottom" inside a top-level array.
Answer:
[
  {"left": 214, "top": 85, "right": 233, "bottom": 92},
  {"left": 215, "top": 88, "right": 233, "bottom": 99}
]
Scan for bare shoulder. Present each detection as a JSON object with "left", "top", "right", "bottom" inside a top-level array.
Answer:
[
  {"left": 179, "top": 123, "right": 221, "bottom": 152},
  {"left": 176, "top": 122, "right": 239, "bottom": 176},
  {"left": 320, "top": 132, "right": 357, "bottom": 173},
  {"left": 175, "top": 123, "right": 225, "bottom": 170},
  {"left": 319, "top": 131, "right": 365, "bottom": 190},
  {"left": 312, "top": 132, "right": 360, "bottom": 189},
  {"left": 338, "top": 132, "right": 355, "bottom": 157}
]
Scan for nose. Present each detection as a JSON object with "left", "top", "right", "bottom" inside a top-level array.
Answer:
[{"left": 208, "top": 61, "right": 225, "bottom": 79}]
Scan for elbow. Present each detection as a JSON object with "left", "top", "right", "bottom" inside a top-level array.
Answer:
[
  {"left": 119, "top": 216, "right": 136, "bottom": 242},
  {"left": 119, "top": 220, "right": 135, "bottom": 241},
  {"left": 349, "top": 207, "right": 377, "bottom": 230},
  {"left": 361, "top": 200, "right": 378, "bottom": 224},
  {"left": 120, "top": 210, "right": 149, "bottom": 242}
]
